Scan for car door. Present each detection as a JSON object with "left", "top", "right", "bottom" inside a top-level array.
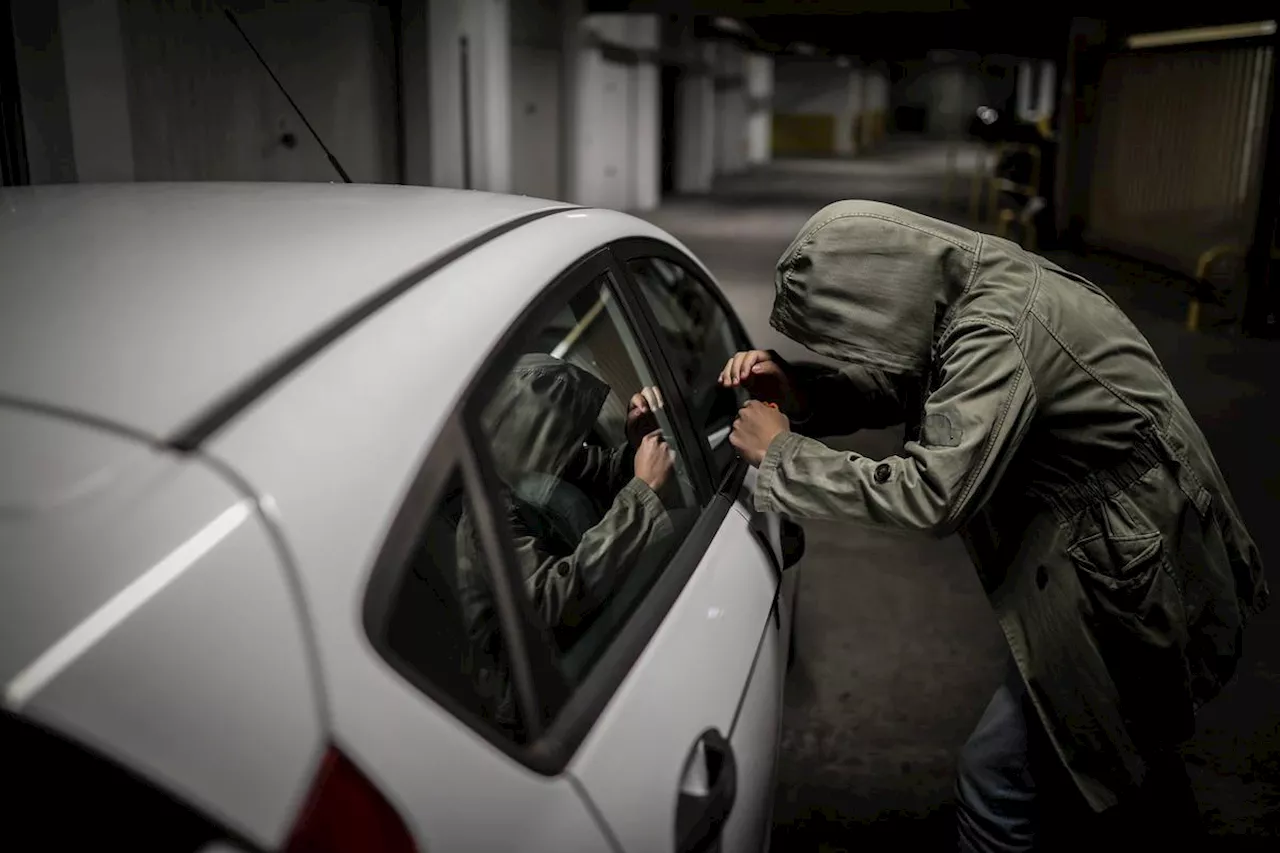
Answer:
[
  {"left": 607, "top": 241, "right": 794, "bottom": 853},
  {"left": 440, "top": 247, "right": 782, "bottom": 853}
]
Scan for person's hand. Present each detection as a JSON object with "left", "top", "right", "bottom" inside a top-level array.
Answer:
[
  {"left": 719, "top": 350, "right": 802, "bottom": 414},
  {"left": 730, "top": 401, "right": 790, "bottom": 467},
  {"left": 634, "top": 430, "right": 674, "bottom": 491},
  {"left": 626, "top": 386, "right": 664, "bottom": 449}
]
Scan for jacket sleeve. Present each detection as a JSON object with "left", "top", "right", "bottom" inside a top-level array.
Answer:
[
  {"left": 784, "top": 360, "right": 910, "bottom": 438},
  {"left": 756, "top": 322, "right": 1037, "bottom": 535},
  {"left": 515, "top": 478, "right": 674, "bottom": 628}
]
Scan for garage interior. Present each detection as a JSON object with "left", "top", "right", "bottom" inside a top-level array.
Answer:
[{"left": 3, "top": 0, "right": 1279, "bottom": 848}]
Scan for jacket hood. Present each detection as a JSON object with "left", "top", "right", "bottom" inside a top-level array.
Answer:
[
  {"left": 482, "top": 353, "right": 610, "bottom": 482},
  {"left": 771, "top": 200, "right": 980, "bottom": 374}
]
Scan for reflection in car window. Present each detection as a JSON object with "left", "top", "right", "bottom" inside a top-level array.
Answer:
[
  {"left": 381, "top": 468, "right": 527, "bottom": 743},
  {"left": 626, "top": 256, "right": 747, "bottom": 482},
  {"left": 463, "top": 272, "right": 702, "bottom": 703}
]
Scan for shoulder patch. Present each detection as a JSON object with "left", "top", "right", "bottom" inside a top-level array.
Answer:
[{"left": 924, "top": 413, "right": 962, "bottom": 448}]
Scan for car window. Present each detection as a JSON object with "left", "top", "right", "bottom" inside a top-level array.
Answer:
[
  {"left": 625, "top": 255, "right": 748, "bottom": 483},
  {"left": 466, "top": 270, "right": 703, "bottom": 698},
  {"left": 378, "top": 467, "right": 529, "bottom": 744}
]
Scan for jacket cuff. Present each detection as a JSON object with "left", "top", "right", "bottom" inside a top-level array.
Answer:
[
  {"left": 755, "top": 431, "right": 803, "bottom": 514},
  {"left": 620, "top": 476, "right": 668, "bottom": 514}
]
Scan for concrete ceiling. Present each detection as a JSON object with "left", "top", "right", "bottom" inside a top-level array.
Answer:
[{"left": 586, "top": 1, "right": 1280, "bottom": 60}]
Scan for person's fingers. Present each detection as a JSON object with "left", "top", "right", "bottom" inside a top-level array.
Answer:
[
  {"left": 724, "top": 354, "right": 747, "bottom": 385},
  {"left": 652, "top": 385, "right": 665, "bottom": 409},
  {"left": 629, "top": 391, "right": 647, "bottom": 411},
  {"left": 641, "top": 386, "right": 660, "bottom": 411},
  {"left": 720, "top": 357, "right": 736, "bottom": 387},
  {"left": 729, "top": 352, "right": 750, "bottom": 385},
  {"left": 738, "top": 350, "right": 766, "bottom": 382}
]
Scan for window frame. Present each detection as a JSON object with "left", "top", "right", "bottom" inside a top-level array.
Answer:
[
  {"left": 364, "top": 245, "right": 740, "bottom": 776},
  {"left": 608, "top": 237, "right": 755, "bottom": 495},
  {"left": 361, "top": 416, "right": 562, "bottom": 760}
]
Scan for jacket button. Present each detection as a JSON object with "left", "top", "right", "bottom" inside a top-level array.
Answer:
[
  {"left": 873, "top": 463, "right": 891, "bottom": 484},
  {"left": 1036, "top": 566, "right": 1048, "bottom": 590}
]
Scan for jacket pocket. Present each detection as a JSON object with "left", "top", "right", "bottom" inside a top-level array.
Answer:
[
  {"left": 1069, "top": 530, "right": 1168, "bottom": 612},
  {"left": 1068, "top": 527, "right": 1194, "bottom": 747}
]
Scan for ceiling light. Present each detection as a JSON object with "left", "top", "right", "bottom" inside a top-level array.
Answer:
[
  {"left": 712, "top": 17, "right": 745, "bottom": 36},
  {"left": 1127, "top": 20, "right": 1276, "bottom": 49}
]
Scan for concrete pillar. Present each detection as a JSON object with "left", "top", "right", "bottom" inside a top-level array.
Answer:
[
  {"left": 560, "top": 0, "right": 585, "bottom": 203},
  {"left": 472, "top": 0, "right": 511, "bottom": 193},
  {"left": 429, "top": 0, "right": 510, "bottom": 192},
  {"left": 713, "top": 42, "right": 748, "bottom": 176},
  {"left": 58, "top": 0, "right": 133, "bottom": 181},
  {"left": 745, "top": 52, "right": 772, "bottom": 166},
  {"left": 835, "top": 68, "right": 862, "bottom": 156},
  {"left": 629, "top": 15, "right": 659, "bottom": 211},
  {"left": 1016, "top": 60, "right": 1056, "bottom": 123},
  {"left": 865, "top": 66, "right": 889, "bottom": 146},
  {"left": 676, "top": 41, "right": 715, "bottom": 194},
  {"left": 566, "top": 11, "right": 660, "bottom": 210}
]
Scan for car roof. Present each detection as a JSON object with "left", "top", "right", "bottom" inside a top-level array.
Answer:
[{"left": 0, "top": 183, "right": 572, "bottom": 441}]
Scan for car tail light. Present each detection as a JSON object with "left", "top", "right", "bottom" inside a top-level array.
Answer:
[{"left": 285, "top": 747, "right": 417, "bottom": 853}]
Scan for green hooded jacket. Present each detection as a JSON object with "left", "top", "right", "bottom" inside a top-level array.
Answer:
[
  {"left": 456, "top": 354, "right": 674, "bottom": 730},
  {"left": 757, "top": 201, "right": 1269, "bottom": 811}
]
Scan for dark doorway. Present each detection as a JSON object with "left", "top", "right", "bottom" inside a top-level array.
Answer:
[{"left": 660, "top": 63, "right": 680, "bottom": 194}]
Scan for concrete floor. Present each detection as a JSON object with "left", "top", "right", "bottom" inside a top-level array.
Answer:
[{"left": 643, "top": 141, "right": 1280, "bottom": 850}]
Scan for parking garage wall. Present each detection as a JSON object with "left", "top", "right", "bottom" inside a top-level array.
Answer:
[{"left": 10, "top": 0, "right": 402, "bottom": 185}]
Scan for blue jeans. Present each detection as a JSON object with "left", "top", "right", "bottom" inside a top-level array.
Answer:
[
  {"left": 954, "top": 661, "right": 1204, "bottom": 852},
  {"left": 955, "top": 663, "right": 1038, "bottom": 853}
]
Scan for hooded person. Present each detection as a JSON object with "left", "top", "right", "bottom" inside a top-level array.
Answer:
[
  {"left": 723, "top": 201, "right": 1267, "bottom": 848},
  {"left": 456, "top": 353, "right": 677, "bottom": 733}
]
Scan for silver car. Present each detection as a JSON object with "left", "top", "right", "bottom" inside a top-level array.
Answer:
[{"left": 1, "top": 184, "right": 802, "bottom": 853}]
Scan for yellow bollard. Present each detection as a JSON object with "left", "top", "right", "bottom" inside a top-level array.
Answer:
[
  {"left": 1186, "top": 299, "right": 1201, "bottom": 333},
  {"left": 996, "top": 209, "right": 1015, "bottom": 238}
]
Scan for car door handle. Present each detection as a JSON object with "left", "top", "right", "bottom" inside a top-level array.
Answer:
[{"left": 675, "top": 729, "right": 737, "bottom": 853}]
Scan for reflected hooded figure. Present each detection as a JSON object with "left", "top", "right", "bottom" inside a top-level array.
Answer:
[
  {"left": 723, "top": 201, "right": 1267, "bottom": 845},
  {"left": 456, "top": 354, "right": 677, "bottom": 731}
]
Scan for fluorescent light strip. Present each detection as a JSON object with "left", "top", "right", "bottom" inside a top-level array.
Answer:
[
  {"left": 1127, "top": 20, "right": 1276, "bottom": 49},
  {"left": 4, "top": 501, "right": 253, "bottom": 710},
  {"left": 551, "top": 291, "right": 610, "bottom": 360}
]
